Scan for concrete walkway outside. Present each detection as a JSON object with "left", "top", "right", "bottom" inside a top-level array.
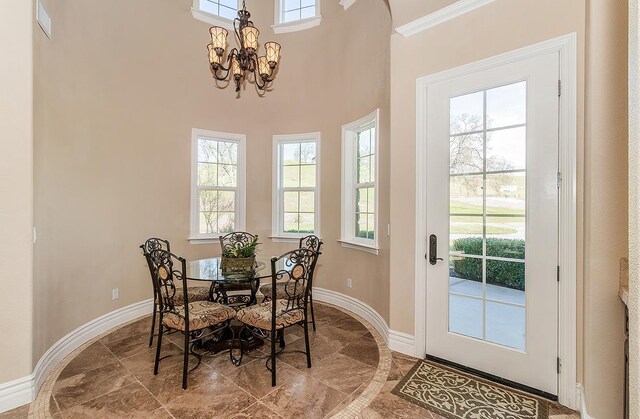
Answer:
[{"left": 448, "top": 278, "right": 525, "bottom": 350}]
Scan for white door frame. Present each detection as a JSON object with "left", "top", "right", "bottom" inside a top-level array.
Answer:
[{"left": 414, "top": 33, "right": 577, "bottom": 409}]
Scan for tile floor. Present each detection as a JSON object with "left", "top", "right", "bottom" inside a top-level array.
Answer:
[{"left": 1, "top": 302, "right": 579, "bottom": 419}]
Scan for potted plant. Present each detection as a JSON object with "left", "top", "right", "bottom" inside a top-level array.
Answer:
[{"left": 220, "top": 236, "right": 260, "bottom": 274}]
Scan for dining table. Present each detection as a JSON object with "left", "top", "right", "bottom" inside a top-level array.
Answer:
[{"left": 184, "top": 256, "right": 293, "bottom": 355}]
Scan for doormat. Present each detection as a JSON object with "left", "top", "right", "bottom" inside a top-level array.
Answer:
[{"left": 391, "top": 360, "right": 548, "bottom": 419}]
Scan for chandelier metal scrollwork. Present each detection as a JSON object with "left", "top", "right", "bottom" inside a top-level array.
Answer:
[{"left": 207, "top": 1, "right": 282, "bottom": 94}]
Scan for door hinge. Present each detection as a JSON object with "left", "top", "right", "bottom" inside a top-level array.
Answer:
[
  {"left": 557, "top": 266, "right": 560, "bottom": 282},
  {"left": 557, "top": 172, "right": 562, "bottom": 188},
  {"left": 558, "top": 80, "right": 562, "bottom": 97},
  {"left": 557, "top": 357, "right": 561, "bottom": 374}
]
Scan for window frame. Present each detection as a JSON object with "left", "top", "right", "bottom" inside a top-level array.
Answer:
[
  {"left": 272, "top": 0, "right": 322, "bottom": 34},
  {"left": 191, "top": 0, "right": 240, "bottom": 29},
  {"left": 271, "top": 132, "right": 321, "bottom": 242},
  {"left": 189, "top": 128, "right": 247, "bottom": 244},
  {"left": 340, "top": 109, "right": 380, "bottom": 254}
]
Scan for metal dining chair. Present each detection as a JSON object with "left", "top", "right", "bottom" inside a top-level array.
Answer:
[
  {"left": 150, "top": 249, "right": 236, "bottom": 389},
  {"left": 260, "top": 235, "right": 322, "bottom": 331},
  {"left": 140, "top": 238, "right": 210, "bottom": 346},
  {"left": 236, "top": 248, "right": 320, "bottom": 386}
]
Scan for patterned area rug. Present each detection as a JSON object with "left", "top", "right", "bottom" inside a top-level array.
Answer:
[{"left": 392, "top": 360, "right": 549, "bottom": 419}]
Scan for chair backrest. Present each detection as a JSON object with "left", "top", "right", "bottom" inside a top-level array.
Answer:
[
  {"left": 219, "top": 231, "right": 258, "bottom": 257},
  {"left": 148, "top": 248, "right": 191, "bottom": 329},
  {"left": 270, "top": 248, "right": 320, "bottom": 323},
  {"left": 299, "top": 235, "right": 323, "bottom": 254},
  {"left": 299, "top": 235, "right": 322, "bottom": 288},
  {"left": 141, "top": 237, "right": 171, "bottom": 255},
  {"left": 140, "top": 238, "right": 171, "bottom": 295}
]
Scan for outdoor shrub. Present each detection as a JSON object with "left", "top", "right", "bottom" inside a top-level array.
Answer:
[{"left": 450, "top": 237, "right": 525, "bottom": 291}]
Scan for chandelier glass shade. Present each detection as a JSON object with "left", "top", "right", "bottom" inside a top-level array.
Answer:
[{"left": 207, "top": 1, "right": 281, "bottom": 94}]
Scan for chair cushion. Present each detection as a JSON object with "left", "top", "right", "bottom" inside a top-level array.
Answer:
[
  {"left": 236, "top": 300, "right": 304, "bottom": 331},
  {"left": 259, "top": 282, "right": 307, "bottom": 301},
  {"left": 163, "top": 301, "right": 236, "bottom": 331},
  {"left": 157, "top": 286, "right": 210, "bottom": 306}
]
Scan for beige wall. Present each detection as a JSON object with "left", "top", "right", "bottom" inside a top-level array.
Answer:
[
  {"left": 0, "top": 0, "right": 34, "bottom": 383},
  {"left": 628, "top": 1, "right": 639, "bottom": 416},
  {"left": 388, "top": 0, "right": 458, "bottom": 27},
  {"left": 583, "top": 1, "right": 628, "bottom": 417},
  {"left": 33, "top": 0, "right": 391, "bottom": 362}
]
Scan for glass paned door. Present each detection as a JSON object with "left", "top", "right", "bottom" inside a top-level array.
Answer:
[
  {"left": 424, "top": 50, "right": 560, "bottom": 395},
  {"left": 448, "top": 82, "right": 527, "bottom": 351}
]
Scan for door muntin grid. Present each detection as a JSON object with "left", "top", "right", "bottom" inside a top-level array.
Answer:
[{"left": 448, "top": 81, "right": 527, "bottom": 351}]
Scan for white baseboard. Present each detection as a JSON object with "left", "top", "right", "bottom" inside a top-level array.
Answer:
[
  {"left": 578, "top": 383, "right": 593, "bottom": 419},
  {"left": 0, "top": 299, "right": 153, "bottom": 414},
  {"left": 0, "top": 375, "right": 33, "bottom": 414},
  {"left": 312, "top": 287, "right": 417, "bottom": 358},
  {"left": 387, "top": 330, "right": 416, "bottom": 357}
]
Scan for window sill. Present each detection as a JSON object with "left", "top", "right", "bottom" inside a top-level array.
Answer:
[
  {"left": 191, "top": 7, "right": 234, "bottom": 30},
  {"left": 269, "top": 235, "right": 305, "bottom": 244},
  {"left": 339, "top": 0, "right": 357, "bottom": 10},
  {"left": 338, "top": 240, "right": 379, "bottom": 255},
  {"left": 272, "top": 15, "right": 322, "bottom": 34},
  {"left": 189, "top": 236, "right": 221, "bottom": 244}
]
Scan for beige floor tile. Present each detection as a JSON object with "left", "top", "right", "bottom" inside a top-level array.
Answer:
[
  {"left": 311, "top": 352, "right": 376, "bottom": 395},
  {"left": 260, "top": 371, "right": 347, "bottom": 419},
  {"left": 0, "top": 404, "right": 29, "bottom": 419},
  {"left": 53, "top": 361, "right": 135, "bottom": 411},
  {"left": 61, "top": 382, "right": 163, "bottom": 419},
  {"left": 224, "top": 356, "right": 305, "bottom": 399},
  {"left": 57, "top": 341, "right": 119, "bottom": 381},
  {"left": 164, "top": 373, "right": 257, "bottom": 419},
  {"left": 339, "top": 337, "right": 379, "bottom": 367},
  {"left": 99, "top": 316, "right": 152, "bottom": 346}
]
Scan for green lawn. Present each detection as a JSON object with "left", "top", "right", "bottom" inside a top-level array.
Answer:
[
  {"left": 450, "top": 224, "right": 518, "bottom": 235},
  {"left": 450, "top": 200, "right": 525, "bottom": 216}
]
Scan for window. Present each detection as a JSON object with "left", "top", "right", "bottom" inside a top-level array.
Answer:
[
  {"left": 273, "top": 0, "right": 321, "bottom": 34},
  {"left": 341, "top": 110, "right": 379, "bottom": 254},
  {"left": 192, "top": 0, "right": 238, "bottom": 28},
  {"left": 190, "top": 129, "right": 246, "bottom": 242},
  {"left": 272, "top": 133, "right": 321, "bottom": 240},
  {"left": 281, "top": 0, "right": 317, "bottom": 22}
]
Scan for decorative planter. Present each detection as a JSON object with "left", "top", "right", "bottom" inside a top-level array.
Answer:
[{"left": 221, "top": 255, "right": 256, "bottom": 275}]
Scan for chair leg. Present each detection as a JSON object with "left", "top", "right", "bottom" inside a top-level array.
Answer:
[
  {"left": 279, "top": 329, "right": 286, "bottom": 349},
  {"left": 154, "top": 320, "right": 163, "bottom": 375},
  {"left": 231, "top": 324, "right": 245, "bottom": 366},
  {"left": 182, "top": 332, "right": 189, "bottom": 389},
  {"left": 309, "top": 293, "right": 316, "bottom": 332},
  {"left": 303, "top": 318, "right": 312, "bottom": 368},
  {"left": 271, "top": 329, "right": 277, "bottom": 387},
  {"left": 149, "top": 303, "right": 157, "bottom": 347}
]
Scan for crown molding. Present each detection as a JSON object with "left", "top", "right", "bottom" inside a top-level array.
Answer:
[
  {"left": 395, "top": 0, "right": 495, "bottom": 38},
  {"left": 339, "top": 0, "right": 357, "bottom": 10}
]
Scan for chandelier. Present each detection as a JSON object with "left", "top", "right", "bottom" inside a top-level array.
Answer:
[{"left": 207, "top": 1, "right": 282, "bottom": 94}]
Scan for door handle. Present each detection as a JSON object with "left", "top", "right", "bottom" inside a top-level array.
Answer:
[{"left": 429, "top": 234, "right": 444, "bottom": 265}]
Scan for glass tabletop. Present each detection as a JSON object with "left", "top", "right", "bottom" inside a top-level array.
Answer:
[{"left": 186, "top": 257, "right": 291, "bottom": 283}]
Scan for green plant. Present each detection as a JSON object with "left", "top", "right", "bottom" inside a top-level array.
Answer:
[
  {"left": 222, "top": 236, "right": 260, "bottom": 258},
  {"left": 450, "top": 237, "right": 525, "bottom": 291}
]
